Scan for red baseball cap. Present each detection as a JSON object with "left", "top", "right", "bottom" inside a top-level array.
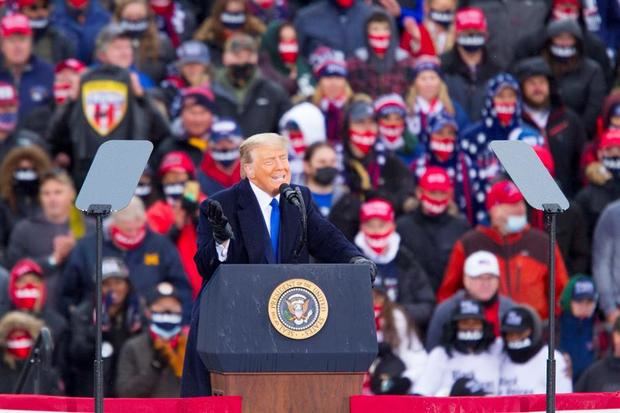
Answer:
[
  {"left": 552, "top": 0, "right": 581, "bottom": 9},
  {"left": 455, "top": 8, "right": 487, "bottom": 34},
  {"left": 360, "top": 198, "right": 394, "bottom": 223},
  {"left": 10, "top": 259, "right": 43, "bottom": 281},
  {"left": 55, "top": 58, "right": 86, "bottom": 75},
  {"left": 419, "top": 167, "right": 453, "bottom": 192},
  {"left": 485, "top": 180, "right": 524, "bottom": 211},
  {"left": 0, "top": 13, "right": 32, "bottom": 37},
  {"left": 599, "top": 129, "right": 620, "bottom": 150},
  {"left": 0, "top": 82, "right": 18, "bottom": 106},
  {"left": 532, "top": 146, "right": 556, "bottom": 177},
  {"left": 158, "top": 151, "right": 195, "bottom": 177}
]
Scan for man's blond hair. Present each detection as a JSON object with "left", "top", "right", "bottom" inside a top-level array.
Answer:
[{"left": 239, "top": 133, "right": 289, "bottom": 178}]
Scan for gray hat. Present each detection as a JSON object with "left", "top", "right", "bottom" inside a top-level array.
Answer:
[
  {"left": 101, "top": 257, "right": 130, "bottom": 281},
  {"left": 349, "top": 100, "right": 375, "bottom": 122},
  {"left": 224, "top": 33, "right": 258, "bottom": 54},
  {"left": 177, "top": 40, "right": 210, "bottom": 67},
  {"left": 96, "top": 23, "right": 131, "bottom": 52},
  {"left": 547, "top": 19, "right": 582, "bottom": 40}
]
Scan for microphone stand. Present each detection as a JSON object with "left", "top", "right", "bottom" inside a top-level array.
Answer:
[{"left": 294, "top": 187, "right": 307, "bottom": 258}]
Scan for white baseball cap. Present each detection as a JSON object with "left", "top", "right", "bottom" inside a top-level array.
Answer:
[{"left": 464, "top": 251, "right": 500, "bottom": 278}]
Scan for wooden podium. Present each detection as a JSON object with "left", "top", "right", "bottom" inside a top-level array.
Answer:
[{"left": 197, "top": 264, "right": 377, "bottom": 413}]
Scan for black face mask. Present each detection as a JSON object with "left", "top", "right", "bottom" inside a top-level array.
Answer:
[
  {"left": 456, "top": 34, "right": 486, "bottom": 53},
  {"left": 119, "top": 18, "right": 149, "bottom": 38},
  {"left": 227, "top": 63, "right": 256, "bottom": 87},
  {"left": 504, "top": 336, "right": 540, "bottom": 363},
  {"left": 13, "top": 169, "right": 39, "bottom": 195},
  {"left": 429, "top": 10, "right": 454, "bottom": 28},
  {"left": 314, "top": 166, "right": 338, "bottom": 186}
]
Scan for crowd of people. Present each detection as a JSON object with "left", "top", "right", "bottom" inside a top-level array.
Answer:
[{"left": 0, "top": 0, "right": 620, "bottom": 398}]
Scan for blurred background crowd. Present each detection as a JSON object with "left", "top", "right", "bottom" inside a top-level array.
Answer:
[{"left": 0, "top": 0, "right": 619, "bottom": 399}]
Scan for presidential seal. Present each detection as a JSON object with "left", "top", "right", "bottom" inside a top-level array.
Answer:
[{"left": 268, "top": 279, "right": 329, "bottom": 340}]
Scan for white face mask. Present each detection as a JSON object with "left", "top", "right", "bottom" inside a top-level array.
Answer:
[
  {"left": 457, "top": 329, "right": 483, "bottom": 341},
  {"left": 506, "top": 337, "right": 532, "bottom": 350},
  {"left": 504, "top": 214, "right": 527, "bottom": 234}
]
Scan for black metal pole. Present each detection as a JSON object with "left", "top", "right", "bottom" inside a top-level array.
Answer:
[
  {"left": 544, "top": 206, "right": 560, "bottom": 413},
  {"left": 95, "top": 213, "right": 104, "bottom": 413}
]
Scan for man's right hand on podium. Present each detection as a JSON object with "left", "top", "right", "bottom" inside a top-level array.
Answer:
[{"left": 206, "top": 199, "right": 235, "bottom": 243}]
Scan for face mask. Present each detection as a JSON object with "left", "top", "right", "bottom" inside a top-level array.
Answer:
[
  {"left": 162, "top": 182, "right": 185, "bottom": 199},
  {"left": 29, "top": 18, "right": 49, "bottom": 30},
  {"left": 149, "top": 311, "right": 182, "bottom": 339},
  {"left": 286, "top": 129, "right": 306, "bottom": 156},
  {"left": 429, "top": 10, "right": 454, "bottom": 28},
  {"left": 150, "top": 0, "right": 173, "bottom": 15},
  {"left": 430, "top": 135, "right": 455, "bottom": 161},
  {"left": 120, "top": 18, "right": 149, "bottom": 38},
  {"left": 349, "top": 129, "right": 377, "bottom": 156},
  {"left": 314, "top": 166, "right": 339, "bottom": 186},
  {"left": 0, "top": 111, "right": 18, "bottom": 132},
  {"left": 378, "top": 120, "right": 405, "bottom": 151},
  {"left": 362, "top": 227, "right": 394, "bottom": 254},
  {"left": 11, "top": 282, "right": 44, "bottom": 311},
  {"left": 550, "top": 44, "right": 577, "bottom": 59},
  {"left": 278, "top": 39, "right": 298, "bottom": 64},
  {"left": 494, "top": 102, "right": 516, "bottom": 127},
  {"left": 135, "top": 183, "right": 152, "bottom": 198},
  {"left": 454, "top": 328, "right": 484, "bottom": 353},
  {"left": 420, "top": 193, "right": 449, "bottom": 216},
  {"left": 456, "top": 34, "right": 486, "bottom": 53},
  {"left": 335, "top": 0, "right": 354, "bottom": 8},
  {"left": 211, "top": 149, "right": 240, "bottom": 168},
  {"left": 602, "top": 156, "right": 620, "bottom": 178},
  {"left": 504, "top": 214, "right": 527, "bottom": 234},
  {"left": 13, "top": 169, "right": 39, "bottom": 195},
  {"left": 368, "top": 33, "right": 390, "bottom": 55},
  {"left": 6, "top": 331, "right": 33, "bottom": 360},
  {"left": 228, "top": 63, "right": 256, "bottom": 87},
  {"left": 253, "top": 0, "right": 274, "bottom": 9},
  {"left": 54, "top": 82, "right": 72, "bottom": 105},
  {"left": 457, "top": 329, "right": 483, "bottom": 341},
  {"left": 110, "top": 224, "right": 146, "bottom": 250},
  {"left": 505, "top": 336, "right": 535, "bottom": 363},
  {"left": 220, "top": 12, "right": 246, "bottom": 30}
]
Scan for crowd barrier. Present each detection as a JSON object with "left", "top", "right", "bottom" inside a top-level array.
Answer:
[{"left": 1, "top": 392, "right": 620, "bottom": 413}]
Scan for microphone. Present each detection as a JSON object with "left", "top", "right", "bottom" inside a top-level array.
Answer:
[{"left": 279, "top": 183, "right": 301, "bottom": 208}]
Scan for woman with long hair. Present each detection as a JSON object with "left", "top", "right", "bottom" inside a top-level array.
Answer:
[
  {"left": 193, "top": 0, "right": 266, "bottom": 66},
  {"left": 114, "top": 0, "right": 175, "bottom": 83}
]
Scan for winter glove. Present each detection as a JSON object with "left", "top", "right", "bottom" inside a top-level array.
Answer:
[
  {"left": 350, "top": 256, "right": 377, "bottom": 284},
  {"left": 205, "top": 199, "right": 234, "bottom": 243},
  {"left": 585, "top": 161, "right": 612, "bottom": 186}
]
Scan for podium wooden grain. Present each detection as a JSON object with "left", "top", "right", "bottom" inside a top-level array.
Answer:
[{"left": 210, "top": 372, "right": 364, "bottom": 413}]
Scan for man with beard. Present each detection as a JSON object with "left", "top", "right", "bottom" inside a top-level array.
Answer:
[
  {"left": 213, "top": 33, "right": 290, "bottom": 136},
  {"left": 498, "top": 306, "right": 572, "bottom": 395},
  {"left": 514, "top": 56, "right": 586, "bottom": 198},
  {"left": 413, "top": 298, "right": 502, "bottom": 395}
]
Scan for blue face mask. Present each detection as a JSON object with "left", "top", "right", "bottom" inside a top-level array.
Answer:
[
  {"left": 220, "top": 12, "right": 246, "bottom": 30},
  {"left": 0, "top": 111, "right": 17, "bottom": 132},
  {"left": 149, "top": 312, "right": 182, "bottom": 339},
  {"left": 505, "top": 214, "right": 527, "bottom": 234}
]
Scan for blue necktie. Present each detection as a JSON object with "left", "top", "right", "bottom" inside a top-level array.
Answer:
[{"left": 270, "top": 198, "right": 280, "bottom": 262}]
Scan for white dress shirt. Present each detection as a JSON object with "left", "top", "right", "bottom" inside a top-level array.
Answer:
[{"left": 215, "top": 181, "right": 281, "bottom": 262}]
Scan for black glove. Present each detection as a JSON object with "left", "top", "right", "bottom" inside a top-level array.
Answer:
[
  {"left": 350, "top": 256, "right": 377, "bottom": 284},
  {"left": 206, "top": 199, "right": 234, "bottom": 243}
]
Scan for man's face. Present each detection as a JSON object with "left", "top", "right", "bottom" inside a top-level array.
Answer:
[
  {"left": 522, "top": 75, "right": 550, "bottom": 108},
  {"left": 505, "top": 328, "right": 531, "bottom": 343},
  {"left": 180, "top": 62, "right": 208, "bottom": 86},
  {"left": 244, "top": 144, "right": 290, "bottom": 196},
  {"left": 161, "top": 170, "right": 189, "bottom": 186},
  {"left": 489, "top": 201, "right": 527, "bottom": 231},
  {"left": 552, "top": 33, "right": 576, "bottom": 48},
  {"left": 570, "top": 299, "right": 596, "bottom": 319},
  {"left": 1, "top": 35, "right": 32, "bottom": 66},
  {"left": 102, "top": 277, "right": 129, "bottom": 306},
  {"left": 463, "top": 274, "right": 499, "bottom": 302},
  {"left": 22, "top": 0, "right": 51, "bottom": 21},
  {"left": 181, "top": 104, "right": 213, "bottom": 137},
  {"left": 40, "top": 179, "right": 74, "bottom": 219},
  {"left": 100, "top": 38, "right": 133, "bottom": 68},
  {"left": 114, "top": 216, "right": 146, "bottom": 238},
  {"left": 222, "top": 49, "right": 257, "bottom": 67}
]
